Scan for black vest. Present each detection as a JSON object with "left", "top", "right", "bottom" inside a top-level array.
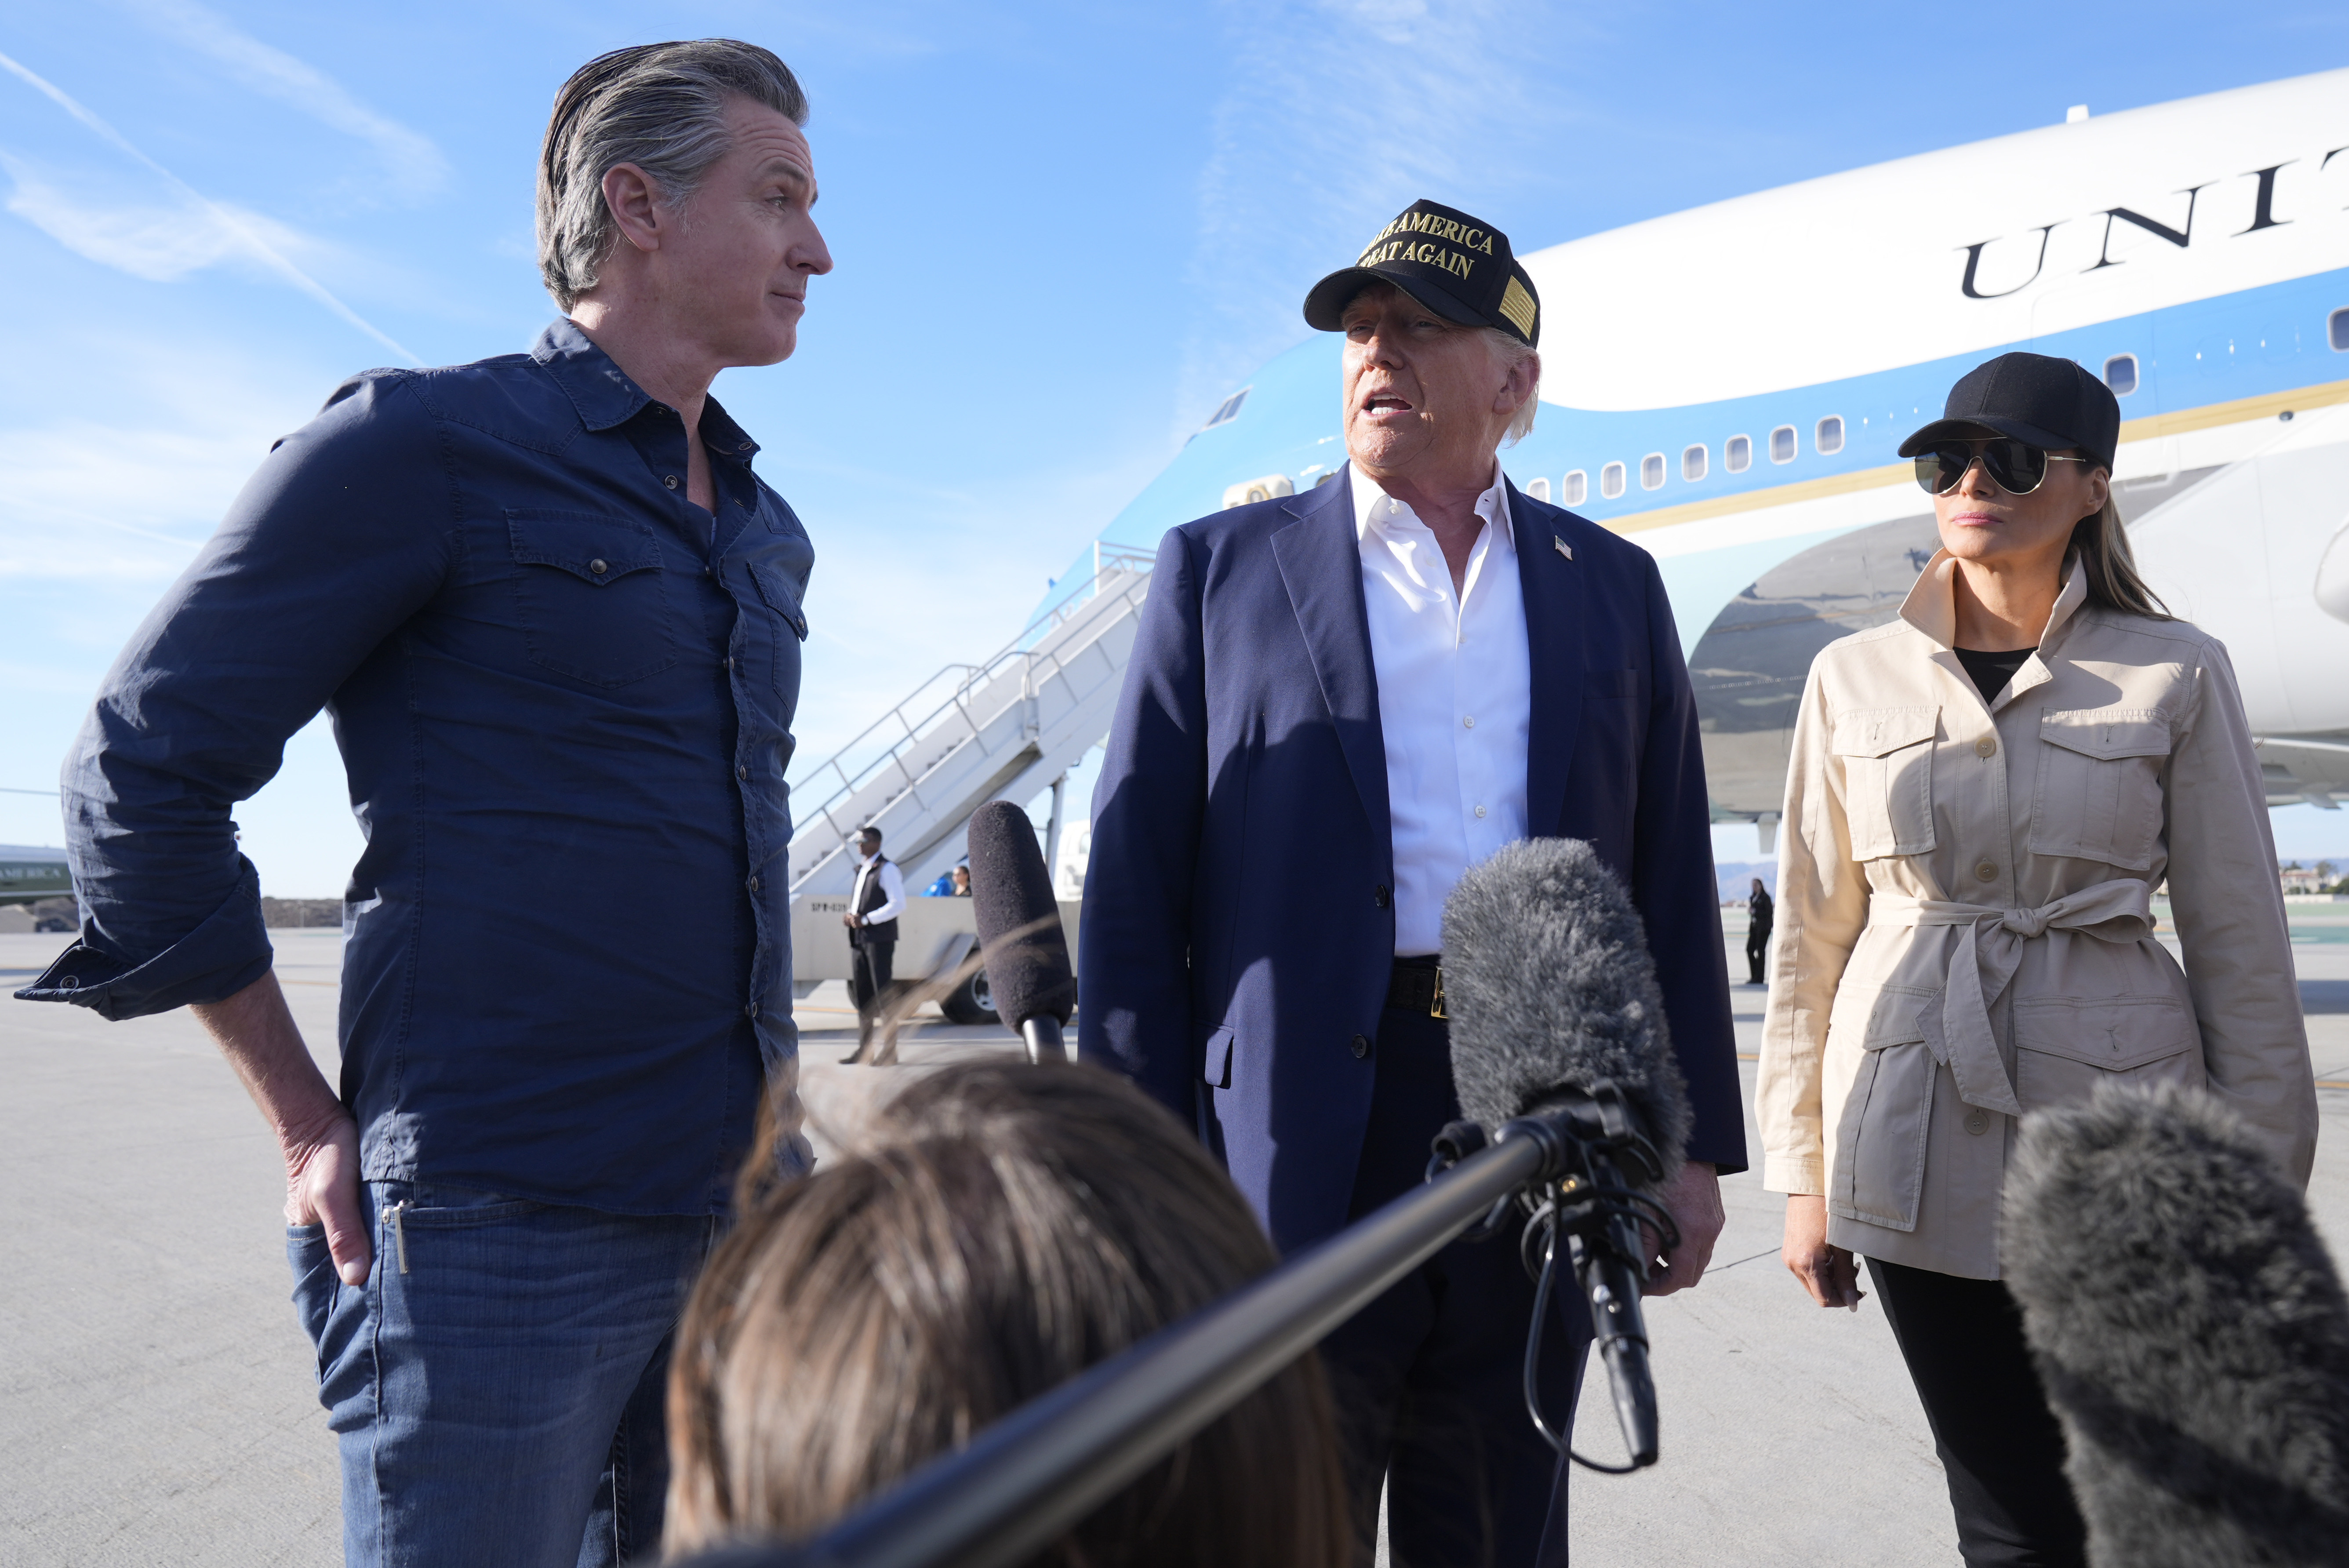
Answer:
[{"left": 854, "top": 856, "right": 898, "bottom": 944}]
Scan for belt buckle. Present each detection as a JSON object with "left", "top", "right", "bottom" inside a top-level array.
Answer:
[{"left": 1429, "top": 965, "right": 1447, "bottom": 1021}]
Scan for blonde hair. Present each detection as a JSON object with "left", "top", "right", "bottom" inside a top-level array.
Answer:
[
  {"left": 2071, "top": 481, "right": 2171, "bottom": 620},
  {"left": 665, "top": 1062, "right": 1352, "bottom": 1565}
]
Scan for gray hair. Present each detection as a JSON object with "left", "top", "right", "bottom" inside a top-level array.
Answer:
[
  {"left": 536, "top": 40, "right": 808, "bottom": 310},
  {"left": 1487, "top": 328, "right": 1540, "bottom": 445}
]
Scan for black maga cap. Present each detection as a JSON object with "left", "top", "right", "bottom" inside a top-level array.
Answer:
[
  {"left": 1900, "top": 351, "right": 2121, "bottom": 471},
  {"left": 1304, "top": 198, "right": 1541, "bottom": 347}
]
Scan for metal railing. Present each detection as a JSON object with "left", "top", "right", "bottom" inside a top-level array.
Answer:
[{"left": 786, "top": 542, "right": 1156, "bottom": 893}]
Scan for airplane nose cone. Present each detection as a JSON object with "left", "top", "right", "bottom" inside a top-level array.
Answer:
[{"left": 2317, "top": 520, "right": 2349, "bottom": 626}]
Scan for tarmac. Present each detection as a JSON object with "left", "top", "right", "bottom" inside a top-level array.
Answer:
[{"left": 4, "top": 912, "right": 2345, "bottom": 1567}]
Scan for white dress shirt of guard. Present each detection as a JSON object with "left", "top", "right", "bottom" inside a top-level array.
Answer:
[
  {"left": 1353, "top": 458, "right": 1532, "bottom": 956},
  {"left": 850, "top": 851, "right": 905, "bottom": 928}
]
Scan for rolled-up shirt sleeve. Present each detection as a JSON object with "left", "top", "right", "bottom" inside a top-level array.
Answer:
[{"left": 18, "top": 373, "right": 455, "bottom": 1019}]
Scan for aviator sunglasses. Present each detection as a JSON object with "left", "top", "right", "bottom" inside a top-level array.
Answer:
[{"left": 1913, "top": 439, "right": 2091, "bottom": 498}]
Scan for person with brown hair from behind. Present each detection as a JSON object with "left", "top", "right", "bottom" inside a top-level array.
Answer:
[{"left": 663, "top": 1059, "right": 1353, "bottom": 1566}]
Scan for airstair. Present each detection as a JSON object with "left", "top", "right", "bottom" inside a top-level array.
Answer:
[{"left": 785, "top": 541, "right": 1156, "bottom": 902}]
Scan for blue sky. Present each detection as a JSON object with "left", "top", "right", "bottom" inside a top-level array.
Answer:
[{"left": 5, "top": 1, "right": 2349, "bottom": 894}]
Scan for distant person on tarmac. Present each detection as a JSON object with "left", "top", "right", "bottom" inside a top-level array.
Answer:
[
  {"left": 840, "top": 825, "right": 905, "bottom": 1065},
  {"left": 15, "top": 40, "right": 832, "bottom": 1568},
  {"left": 1761, "top": 352, "right": 2317, "bottom": 1568},
  {"left": 952, "top": 863, "right": 972, "bottom": 896},
  {"left": 1745, "top": 877, "right": 1772, "bottom": 985}
]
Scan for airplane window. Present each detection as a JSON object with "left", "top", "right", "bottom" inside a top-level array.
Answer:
[
  {"left": 1770, "top": 425, "right": 1797, "bottom": 463},
  {"left": 1815, "top": 416, "right": 1844, "bottom": 455},
  {"left": 2331, "top": 308, "right": 2349, "bottom": 352},
  {"left": 1640, "top": 453, "right": 1665, "bottom": 491},
  {"left": 1563, "top": 469, "right": 1588, "bottom": 506},
  {"left": 1525, "top": 476, "right": 1552, "bottom": 502},
  {"left": 1202, "top": 389, "right": 1250, "bottom": 429},
  {"left": 1682, "top": 444, "right": 1707, "bottom": 482},
  {"left": 1600, "top": 462, "right": 1626, "bottom": 500},
  {"left": 1726, "top": 435, "right": 1752, "bottom": 473},
  {"left": 2104, "top": 353, "right": 2139, "bottom": 395}
]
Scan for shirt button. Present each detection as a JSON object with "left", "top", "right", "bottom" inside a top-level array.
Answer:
[
  {"left": 1965, "top": 1109, "right": 1989, "bottom": 1135},
  {"left": 1350, "top": 1034, "right": 1372, "bottom": 1059},
  {"left": 745, "top": 1001, "right": 760, "bottom": 1021},
  {"left": 724, "top": 656, "right": 736, "bottom": 671},
  {"left": 738, "top": 441, "right": 754, "bottom": 454},
  {"left": 737, "top": 764, "right": 750, "bottom": 781},
  {"left": 588, "top": 558, "right": 608, "bottom": 576},
  {"left": 1974, "top": 736, "right": 1997, "bottom": 757},
  {"left": 748, "top": 875, "right": 761, "bottom": 893},
  {"left": 1975, "top": 860, "right": 1998, "bottom": 883},
  {"left": 1374, "top": 884, "right": 1390, "bottom": 909},
  {"left": 1462, "top": 715, "right": 1476, "bottom": 728},
  {"left": 664, "top": 474, "right": 680, "bottom": 490},
  {"left": 1474, "top": 804, "right": 1487, "bottom": 819}
]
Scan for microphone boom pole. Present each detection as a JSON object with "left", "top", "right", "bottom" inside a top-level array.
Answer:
[{"left": 676, "top": 1113, "right": 1579, "bottom": 1568}]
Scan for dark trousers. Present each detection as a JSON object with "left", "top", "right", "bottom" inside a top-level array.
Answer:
[
  {"left": 1868, "top": 1259, "right": 2087, "bottom": 1568},
  {"left": 849, "top": 938, "right": 895, "bottom": 1037},
  {"left": 1316, "top": 1000, "right": 1591, "bottom": 1568},
  {"left": 1745, "top": 922, "right": 1770, "bottom": 985}
]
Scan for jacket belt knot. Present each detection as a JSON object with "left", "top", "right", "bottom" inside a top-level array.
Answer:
[{"left": 1866, "top": 879, "right": 2155, "bottom": 1119}]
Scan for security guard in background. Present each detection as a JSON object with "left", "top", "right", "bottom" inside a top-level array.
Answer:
[{"left": 841, "top": 826, "right": 904, "bottom": 1064}]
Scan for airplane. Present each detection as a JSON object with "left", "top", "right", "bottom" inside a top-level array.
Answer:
[
  {"left": 1033, "top": 65, "right": 2349, "bottom": 853},
  {"left": 0, "top": 844, "right": 72, "bottom": 908}
]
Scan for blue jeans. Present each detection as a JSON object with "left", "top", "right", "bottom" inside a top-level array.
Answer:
[{"left": 287, "top": 1181, "right": 718, "bottom": 1568}]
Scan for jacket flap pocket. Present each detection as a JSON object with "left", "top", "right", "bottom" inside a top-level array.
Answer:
[
  {"left": 749, "top": 562, "right": 809, "bottom": 638},
  {"left": 2039, "top": 708, "right": 2170, "bottom": 760},
  {"left": 2013, "top": 996, "right": 2193, "bottom": 1070},
  {"left": 1831, "top": 705, "right": 1939, "bottom": 758},
  {"left": 507, "top": 511, "right": 661, "bottom": 584},
  {"left": 1829, "top": 984, "right": 1932, "bottom": 1050},
  {"left": 1200, "top": 1026, "right": 1235, "bottom": 1090}
]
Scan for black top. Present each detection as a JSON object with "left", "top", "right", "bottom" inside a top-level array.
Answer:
[{"left": 1954, "top": 646, "right": 2035, "bottom": 706}]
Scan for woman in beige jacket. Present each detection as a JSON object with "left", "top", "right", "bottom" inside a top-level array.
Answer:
[{"left": 1759, "top": 352, "right": 2316, "bottom": 1567}]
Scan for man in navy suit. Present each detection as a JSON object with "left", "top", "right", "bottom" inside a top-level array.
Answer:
[{"left": 1080, "top": 200, "right": 1746, "bottom": 1566}]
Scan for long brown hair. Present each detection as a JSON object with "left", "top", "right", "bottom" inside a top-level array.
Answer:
[
  {"left": 665, "top": 1061, "right": 1353, "bottom": 1566},
  {"left": 2071, "top": 483, "right": 2172, "bottom": 620}
]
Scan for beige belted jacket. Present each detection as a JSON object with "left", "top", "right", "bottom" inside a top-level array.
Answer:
[{"left": 1757, "top": 551, "right": 2316, "bottom": 1279}]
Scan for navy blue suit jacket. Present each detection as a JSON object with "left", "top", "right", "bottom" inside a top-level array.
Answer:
[{"left": 1078, "top": 469, "right": 1747, "bottom": 1254}]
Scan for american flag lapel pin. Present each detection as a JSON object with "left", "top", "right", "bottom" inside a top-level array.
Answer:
[{"left": 1553, "top": 535, "right": 1573, "bottom": 562}]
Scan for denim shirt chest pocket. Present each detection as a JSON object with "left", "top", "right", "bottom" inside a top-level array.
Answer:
[
  {"left": 1832, "top": 705, "right": 1940, "bottom": 862},
  {"left": 2029, "top": 708, "right": 2171, "bottom": 870},
  {"left": 506, "top": 510, "right": 678, "bottom": 687},
  {"left": 738, "top": 537, "right": 811, "bottom": 717}
]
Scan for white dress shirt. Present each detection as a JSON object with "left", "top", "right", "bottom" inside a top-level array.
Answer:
[
  {"left": 1353, "top": 461, "right": 1532, "bottom": 955},
  {"left": 851, "top": 853, "right": 905, "bottom": 928}
]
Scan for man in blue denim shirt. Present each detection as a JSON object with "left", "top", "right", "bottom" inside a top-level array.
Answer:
[{"left": 18, "top": 40, "right": 830, "bottom": 1568}]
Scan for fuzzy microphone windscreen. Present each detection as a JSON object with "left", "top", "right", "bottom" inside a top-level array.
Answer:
[
  {"left": 967, "top": 801, "right": 1074, "bottom": 1029},
  {"left": 2004, "top": 1082, "right": 2349, "bottom": 1568},
  {"left": 1440, "top": 838, "right": 1690, "bottom": 1177}
]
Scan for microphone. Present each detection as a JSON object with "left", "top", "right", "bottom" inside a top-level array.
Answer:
[
  {"left": 1441, "top": 837, "right": 1693, "bottom": 1470},
  {"left": 966, "top": 801, "right": 1076, "bottom": 1063},
  {"left": 2003, "top": 1083, "right": 2349, "bottom": 1567}
]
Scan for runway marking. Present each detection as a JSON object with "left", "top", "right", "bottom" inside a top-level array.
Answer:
[{"left": 1709, "top": 1246, "right": 1782, "bottom": 1272}]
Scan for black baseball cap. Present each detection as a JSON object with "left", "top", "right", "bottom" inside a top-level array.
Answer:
[
  {"left": 1899, "top": 352, "right": 2121, "bottom": 471},
  {"left": 1303, "top": 198, "right": 1541, "bottom": 347}
]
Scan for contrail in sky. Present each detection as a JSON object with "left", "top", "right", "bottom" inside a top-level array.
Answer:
[{"left": 0, "top": 47, "right": 420, "bottom": 364}]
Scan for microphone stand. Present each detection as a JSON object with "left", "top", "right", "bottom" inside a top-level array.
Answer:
[
  {"left": 674, "top": 1093, "right": 1661, "bottom": 1568},
  {"left": 1018, "top": 1015, "right": 1070, "bottom": 1064}
]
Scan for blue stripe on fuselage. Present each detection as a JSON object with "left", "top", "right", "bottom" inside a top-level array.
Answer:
[{"left": 1045, "top": 267, "right": 2349, "bottom": 601}]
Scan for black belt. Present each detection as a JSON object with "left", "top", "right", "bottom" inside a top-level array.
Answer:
[{"left": 1385, "top": 956, "right": 1447, "bottom": 1019}]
